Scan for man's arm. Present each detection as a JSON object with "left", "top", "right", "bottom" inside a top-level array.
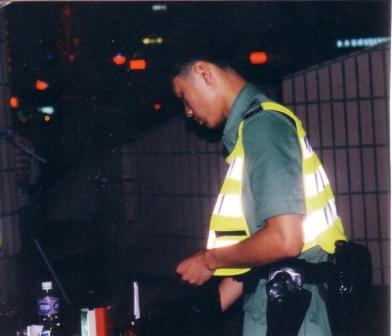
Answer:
[
  {"left": 219, "top": 277, "right": 243, "bottom": 312},
  {"left": 176, "top": 213, "right": 304, "bottom": 285}
]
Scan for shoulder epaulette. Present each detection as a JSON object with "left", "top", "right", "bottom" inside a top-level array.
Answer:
[{"left": 242, "top": 103, "right": 264, "bottom": 121}]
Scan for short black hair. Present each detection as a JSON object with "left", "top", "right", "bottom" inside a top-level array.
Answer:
[{"left": 167, "top": 42, "right": 234, "bottom": 80}]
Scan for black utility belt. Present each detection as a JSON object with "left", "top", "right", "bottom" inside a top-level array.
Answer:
[{"left": 235, "top": 258, "right": 334, "bottom": 288}]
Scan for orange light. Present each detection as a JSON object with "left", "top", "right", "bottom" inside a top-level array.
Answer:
[
  {"left": 44, "top": 115, "right": 51, "bottom": 122},
  {"left": 153, "top": 103, "right": 162, "bottom": 111},
  {"left": 129, "top": 59, "right": 147, "bottom": 71},
  {"left": 112, "top": 54, "right": 127, "bottom": 65},
  {"left": 36, "top": 80, "right": 49, "bottom": 91},
  {"left": 249, "top": 51, "right": 268, "bottom": 65},
  {"left": 9, "top": 96, "right": 19, "bottom": 109}
]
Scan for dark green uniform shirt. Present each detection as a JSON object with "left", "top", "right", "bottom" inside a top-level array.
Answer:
[
  {"left": 223, "top": 83, "right": 306, "bottom": 233},
  {"left": 222, "top": 83, "right": 331, "bottom": 336}
]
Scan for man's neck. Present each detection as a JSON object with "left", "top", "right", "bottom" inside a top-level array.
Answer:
[{"left": 222, "top": 71, "right": 248, "bottom": 118}]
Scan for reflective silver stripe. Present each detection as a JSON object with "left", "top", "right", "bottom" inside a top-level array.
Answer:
[
  {"left": 304, "top": 167, "right": 331, "bottom": 197},
  {"left": 207, "top": 230, "right": 243, "bottom": 249},
  {"left": 212, "top": 194, "right": 243, "bottom": 217},
  {"left": 300, "top": 137, "right": 313, "bottom": 159},
  {"left": 207, "top": 230, "right": 216, "bottom": 249},
  {"left": 303, "top": 199, "right": 338, "bottom": 242},
  {"left": 212, "top": 157, "right": 244, "bottom": 217},
  {"left": 209, "top": 156, "right": 245, "bottom": 249},
  {"left": 227, "top": 157, "right": 243, "bottom": 180}
]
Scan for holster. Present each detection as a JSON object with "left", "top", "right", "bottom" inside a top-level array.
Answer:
[
  {"left": 265, "top": 264, "right": 311, "bottom": 336},
  {"left": 327, "top": 240, "right": 372, "bottom": 336}
]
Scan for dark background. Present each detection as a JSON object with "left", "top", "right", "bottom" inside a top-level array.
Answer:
[
  {"left": 7, "top": 2, "right": 389, "bottom": 182},
  {"left": 2, "top": 2, "right": 390, "bottom": 334}
]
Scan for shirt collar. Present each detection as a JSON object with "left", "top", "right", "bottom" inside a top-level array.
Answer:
[{"left": 222, "top": 83, "right": 266, "bottom": 152}]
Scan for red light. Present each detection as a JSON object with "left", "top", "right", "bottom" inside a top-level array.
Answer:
[
  {"left": 68, "top": 53, "right": 76, "bottom": 62},
  {"left": 72, "top": 38, "right": 81, "bottom": 47},
  {"left": 9, "top": 96, "right": 19, "bottom": 109},
  {"left": 129, "top": 59, "right": 147, "bottom": 71},
  {"left": 63, "top": 5, "right": 72, "bottom": 17},
  {"left": 153, "top": 103, "right": 162, "bottom": 111},
  {"left": 249, "top": 51, "right": 268, "bottom": 65},
  {"left": 112, "top": 54, "right": 127, "bottom": 65},
  {"left": 36, "top": 80, "right": 49, "bottom": 91}
]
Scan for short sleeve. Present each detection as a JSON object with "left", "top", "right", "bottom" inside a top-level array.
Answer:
[{"left": 243, "top": 111, "right": 306, "bottom": 225}]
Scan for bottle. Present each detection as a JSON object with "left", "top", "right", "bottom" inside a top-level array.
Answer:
[
  {"left": 122, "top": 281, "right": 141, "bottom": 336},
  {"left": 37, "top": 281, "right": 61, "bottom": 336}
]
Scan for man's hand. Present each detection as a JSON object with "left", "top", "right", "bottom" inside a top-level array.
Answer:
[{"left": 176, "top": 251, "right": 214, "bottom": 286}]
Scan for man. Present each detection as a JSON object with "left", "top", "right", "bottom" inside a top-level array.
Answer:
[{"left": 171, "top": 54, "right": 347, "bottom": 335}]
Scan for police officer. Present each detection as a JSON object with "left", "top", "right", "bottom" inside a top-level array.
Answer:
[{"left": 171, "top": 52, "right": 347, "bottom": 335}]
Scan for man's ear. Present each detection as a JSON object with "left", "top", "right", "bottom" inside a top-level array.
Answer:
[{"left": 193, "top": 61, "right": 213, "bottom": 85}]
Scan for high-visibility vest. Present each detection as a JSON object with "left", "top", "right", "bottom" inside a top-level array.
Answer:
[{"left": 207, "top": 101, "right": 347, "bottom": 276}]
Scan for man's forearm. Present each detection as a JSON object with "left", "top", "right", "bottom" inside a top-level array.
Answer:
[{"left": 204, "top": 214, "right": 304, "bottom": 271}]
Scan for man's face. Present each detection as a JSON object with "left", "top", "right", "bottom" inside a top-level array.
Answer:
[{"left": 172, "top": 66, "right": 226, "bottom": 129}]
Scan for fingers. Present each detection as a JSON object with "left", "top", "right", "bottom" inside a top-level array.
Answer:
[{"left": 176, "top": 252, "right": 213, "bottom": 286}]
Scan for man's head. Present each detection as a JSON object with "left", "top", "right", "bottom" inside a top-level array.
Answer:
[{"left": 170, "top": 54, "right": 247, "bottom": 129}]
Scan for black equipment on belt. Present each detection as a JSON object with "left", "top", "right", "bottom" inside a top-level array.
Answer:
[
  {"left": 265, "top": 264, "right": 312, "bottom": 336},
  {"left": 235, "top": 258, "right": 333, "bottom": 295},
  {"left": 328, "top": 240, "right": 372, "bottom": 335},
  {"left": 235, "top": 240, "right": 372, "bottom": 336}
]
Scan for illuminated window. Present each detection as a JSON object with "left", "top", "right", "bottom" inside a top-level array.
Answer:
[
  {"left": 129, "top": 59, "right": 147, "bottom": 70},
  {"left": 36, "top": 80, "right": 49, "bottom": 91},
  {"left": 38, "top": 106, "right": 55, "bottom": 115},
  {"left": 152, "top": 4, "right": 167, "bottom": 11},
  {"left": 112, "top": 53, "right": 127, "bottom": 65},
  {"left": 9, "top": 96, "right": 19, "bottom": 109},
  {"left": 249, "top": 51, "right": 268, "bottom": 65},
  {"left": 142, "top": 37, "right": 164, "bottom": 45},
  {"left": 336, "top": 37, "right": 390, "bottom": 48}
]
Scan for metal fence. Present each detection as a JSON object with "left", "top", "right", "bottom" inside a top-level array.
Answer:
[{"left": 282, "top": 42, "right": 390, "bottom": 285}]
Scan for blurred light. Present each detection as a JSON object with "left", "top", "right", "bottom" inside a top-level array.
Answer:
[
  {"left": 9, "top": 96, "right": 19, "bottom": 109},
  {"left": 142, "top": 37, "right": 164, "bottom": 45},
  {"left": 44, "top": 115, "right": 51, "bottom": 122},
  {"left": 68, "top": 53, "right": 76, "bottom": 62},
  {"left": 72, "top": 37, "right": 81, "bottom": 47},
  {"left": 63, "top": 5, "right": 72, "bottom": 17},
  {"left": 249, "top": 51, "right": 268, "bottom": 65},
  {"left": 153, "top": 103, "right": 162, "bottom": 111},
  {"left": 38, "top": 106, "right": 55, "bottom": 115},
  {"left": 112, "top": 53, "right": 127, "bottom": 65},
  {"left": 129, "top": 59, "right": 147, "bottom": 70},
  {"left": 152, "top": 4, "right": 167, "bottom": 11},
  {"left": 36, "top": 80, "right": 49, "bottom": 91},
  {"left": 336, "top": 37, "right": 390, "bottom": 48}
]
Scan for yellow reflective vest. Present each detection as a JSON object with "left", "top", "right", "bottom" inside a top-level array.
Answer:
[{"left": 207, "top": 101, "right": 347, "bottom": 276}]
